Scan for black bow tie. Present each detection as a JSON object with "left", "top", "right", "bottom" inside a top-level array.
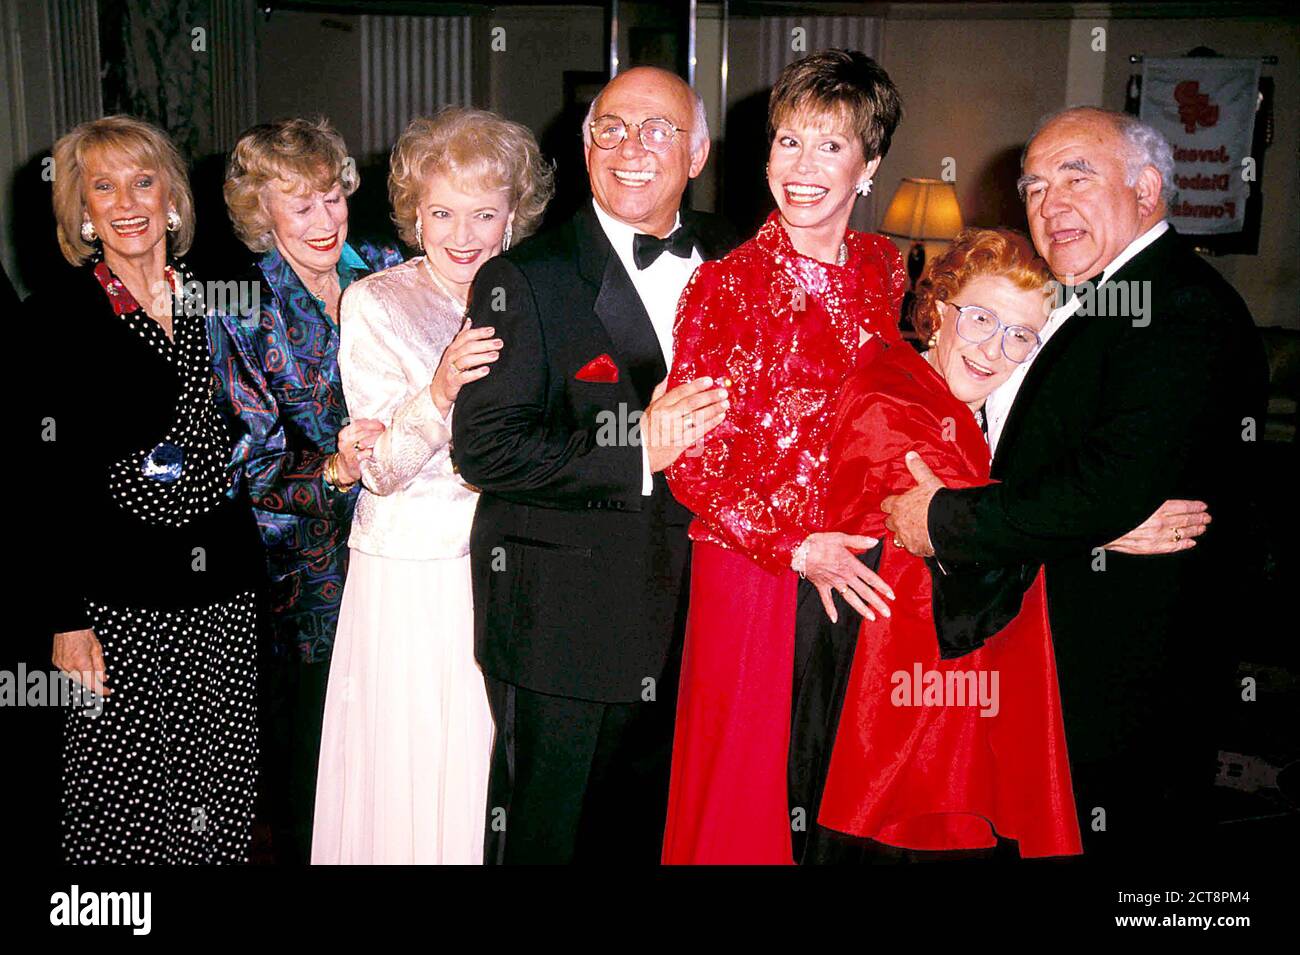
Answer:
[{"left": 632, "top": 224, "right": 696, "bottom": 270}]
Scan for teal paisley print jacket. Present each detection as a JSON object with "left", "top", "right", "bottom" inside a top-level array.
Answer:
[{"left": 210, "top": 238, "right": 404, "bottom": 662}]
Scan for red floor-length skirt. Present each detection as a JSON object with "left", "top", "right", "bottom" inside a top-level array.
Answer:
[{"left": 662, "top": 540, "right": 798, "bottom": 864}]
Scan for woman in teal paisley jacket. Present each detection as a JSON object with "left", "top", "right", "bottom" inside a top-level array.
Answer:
[{"left": 211, "top": 117, "right": 402, "bottom": 864}]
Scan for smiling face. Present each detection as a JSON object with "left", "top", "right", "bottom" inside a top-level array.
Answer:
[
  {"left": 418, "top": 172, "right": 512, "bottom": 294},
  {"left": 585, "top": 67, "right": 709, "bottom": 238},
  {"left": 767, "top": 110, "right": 876, "bottom": 254},
  {"left": 81, "top": 149, "right": 171, "bottom": 265},
  {"left": 932, "top": 274, "right": 1050, "bottom": 408},
  {"left": 1021, "top": 113, "right": 1159, "bottom": 283},
  {"left": 263, "top": 175, "right": 349, "bottom": 277}
]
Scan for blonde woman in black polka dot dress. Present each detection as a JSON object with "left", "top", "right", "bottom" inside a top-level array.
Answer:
[{"left": 34, "top": 117, "right": 263, "bottom": 864}]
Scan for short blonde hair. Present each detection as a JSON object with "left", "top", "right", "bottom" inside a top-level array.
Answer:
[
  {"left": 52, "top": 115, "right": 195, "bottom": 266},
  {"left": 224, "top": 117, "right": 359, "bottom": 253},
  {"left": 389, "top": 107, "right": 554, "bottom": 248}
]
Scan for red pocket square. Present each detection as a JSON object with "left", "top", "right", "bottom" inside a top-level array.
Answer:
[{"left": 575, "top": 353, "right": 620, "bottom": 383}]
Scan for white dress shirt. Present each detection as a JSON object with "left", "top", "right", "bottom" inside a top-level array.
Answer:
[
  {"left": 591, "top": 199, "right": 704, "bottom": 494},
  {"left": 984, "top": 220, "right": 1170, "bottom": 457}
]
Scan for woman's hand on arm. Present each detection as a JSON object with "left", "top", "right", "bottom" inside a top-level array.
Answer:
[
  {"left": 52, "top": 629, "right": 110, "bottom": 697},
  {"left": 799, "top": 532, "right": 895, "bottom": 624},
  {"left": 429, "top": 321, "right": 502, "bottom": 417},
  {"left": 334, "top": 418, "right": 387, "bottom": 485},
  {"left": 1104, "top": 499, "right": 1209, "bottom": 555}
]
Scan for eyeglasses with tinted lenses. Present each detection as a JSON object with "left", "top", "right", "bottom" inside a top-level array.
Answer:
[
  {"left": 589, "top": 115, "right": 684, "bottom": 154},
  {"left": 950, "top": 303, "right": 1042, "bottom": 364}
]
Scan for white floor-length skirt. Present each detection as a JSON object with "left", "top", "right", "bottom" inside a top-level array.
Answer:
[{"left": 312, "top": 549, "right": 493, "bottom": 864}]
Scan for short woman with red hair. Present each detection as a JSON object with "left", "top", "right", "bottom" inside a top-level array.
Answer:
[{"left": 798, "top": 227, "right": 1083, "bottom": 860}]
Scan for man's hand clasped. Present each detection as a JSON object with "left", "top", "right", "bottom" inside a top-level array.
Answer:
[
  {"left": 881, "top": 450, "right": 1212, "bottom": 560},
  {"left": 1104, "top": 499, "right": 1209, "bottom": 554}
]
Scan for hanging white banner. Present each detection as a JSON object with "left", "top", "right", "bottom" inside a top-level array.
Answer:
[{"left": 1140, "top": 57, "right": 1260, "bottom": 235}]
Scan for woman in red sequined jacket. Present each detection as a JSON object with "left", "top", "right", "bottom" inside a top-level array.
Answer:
[{"left": 662, "top": 50, "right": 905, "bottom": 864}]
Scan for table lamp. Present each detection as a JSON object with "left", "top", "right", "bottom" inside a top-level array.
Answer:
[{"left": 879, "top": 177, "right": 963, "bottom": 338}]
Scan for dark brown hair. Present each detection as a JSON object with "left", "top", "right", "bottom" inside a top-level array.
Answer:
[{"left": 768, "top": 49, "right": 903, "bottom": 161}]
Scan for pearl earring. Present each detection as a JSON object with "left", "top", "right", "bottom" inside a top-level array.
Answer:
[
  {"left": 80, "top": 217, "right": 98, "bottom": 243},
  {"left": 855, "top": 178, "right": 873, "bottom": 197},
  {"left": 502, "top": 222, "right": 512, "bottom": 252},
  {"left": 166, "top": 208, "right": 181, "bottom": 232},
  {"left": 415, "top": 217, "right": 423, "bottom": 250}
]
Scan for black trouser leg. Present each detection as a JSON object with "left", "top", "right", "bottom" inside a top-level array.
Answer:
[
  {"left": 574, "top": 632, "right": 682, "bottom": 864},
  {"left": 483, "top": 660, "right": 681, "bottom": 866},
  {"left": 262, "top": 654, "right": 331, "bottom": 865},
  {"left": 483, "top": 676, "right": 602, "bottom": 864}
]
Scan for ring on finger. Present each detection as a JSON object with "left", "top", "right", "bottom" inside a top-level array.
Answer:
[
  {"left": 450, "top": 360, "right": 461, "bottom": 373},
  {"left": 1173, "top": 527, "right": 1183, "bottom": 542},
  {"left": 683, "top": 412, "right": 695, "bottom": 429}
]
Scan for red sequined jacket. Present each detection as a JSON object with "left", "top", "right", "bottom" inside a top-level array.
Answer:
[{"left": 666, "top": 211, "right": 907, "bottom": 574}]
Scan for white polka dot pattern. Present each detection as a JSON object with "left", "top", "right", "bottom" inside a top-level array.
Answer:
[
  {"left": 61, "top": 593, "right": 259, "bottom": 864},
  {"left": 100, "top": 258, "right": 232, "bottom": 528}
]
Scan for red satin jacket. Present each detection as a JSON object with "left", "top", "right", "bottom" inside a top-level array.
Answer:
[{"left": 819, "top": 339, "right": 1082, "bottom": 858}]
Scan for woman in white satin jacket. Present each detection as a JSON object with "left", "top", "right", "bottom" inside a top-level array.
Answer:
[{"left": 312, "top": 107, "right": 553, "bottom": 865}]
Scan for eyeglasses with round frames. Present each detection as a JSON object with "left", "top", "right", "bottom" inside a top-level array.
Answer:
[
  {"left": 945, "top": 301, "right": 1042, "bottom": 364},
  {"left": 589, "top": 115, "right": 687, "bottom": 154}
]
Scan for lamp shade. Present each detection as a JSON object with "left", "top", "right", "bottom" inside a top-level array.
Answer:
[{"left": 879, "top": 178, "right": 963, "bottom": 241}]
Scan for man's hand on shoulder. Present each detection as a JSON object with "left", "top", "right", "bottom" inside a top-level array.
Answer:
[{"left": 881, "top": 451, "right": 945, "bottom": 557}]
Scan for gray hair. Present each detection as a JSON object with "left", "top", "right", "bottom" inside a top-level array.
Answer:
[
  {"left": 1019, "top": 106, "right": 1176, "bottom": 212},
  {"left": 582, "top": 83, "right": 710, "bottom": 154}
]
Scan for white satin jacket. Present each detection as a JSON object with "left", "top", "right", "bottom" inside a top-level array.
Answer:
[{"left": 339, "top": 256, "right": 478, "bottom": 560}]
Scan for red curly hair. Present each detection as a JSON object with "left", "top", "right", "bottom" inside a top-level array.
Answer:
[{"left": 913, "top": 228, "right": 1053, "bottom": 341}]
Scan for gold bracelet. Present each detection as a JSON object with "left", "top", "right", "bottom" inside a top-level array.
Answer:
[
  {"left": 335, "top": 454, "right": 358, "bottom": 491},
  {"left": 324, "top": 452, "right": 356, "bottom": 492}
]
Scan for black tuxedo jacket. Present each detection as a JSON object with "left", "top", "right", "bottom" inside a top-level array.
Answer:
[
  {"left": 452, "top": 204, "right": 738, "bottom": 703},
  {"left": 929, "top": 227, "right": 1268, "bottom": 771}
]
